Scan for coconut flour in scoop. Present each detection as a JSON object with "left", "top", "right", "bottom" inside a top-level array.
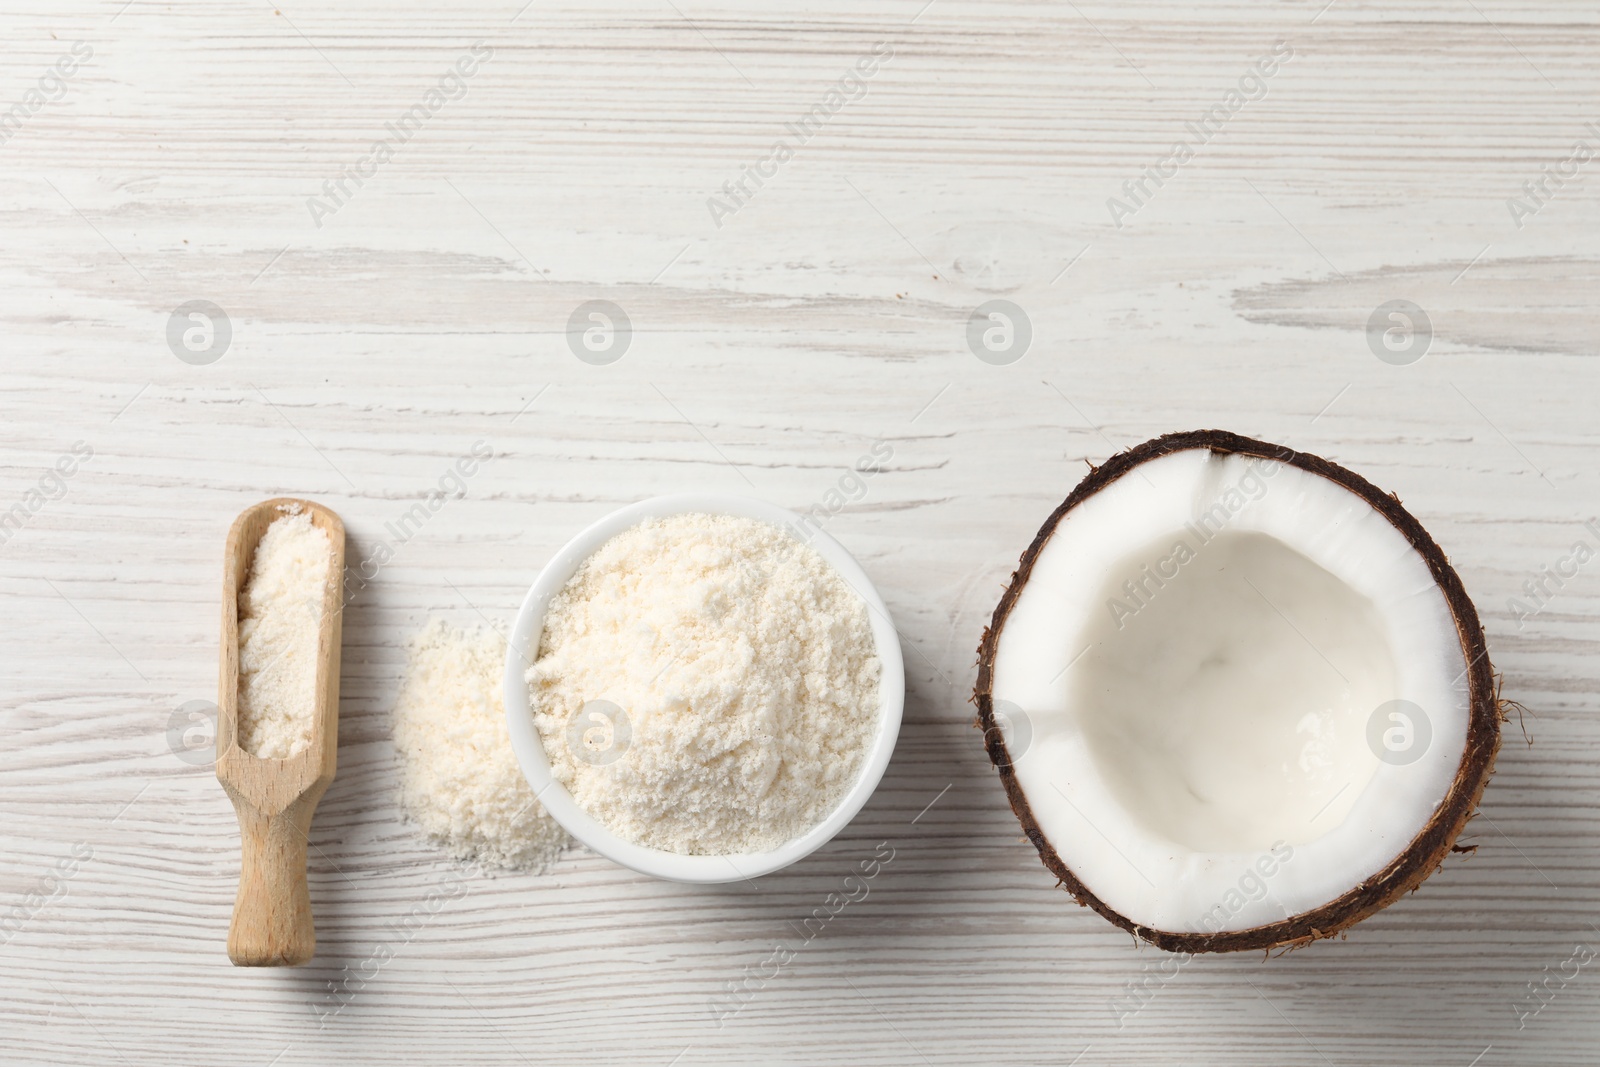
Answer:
[
  {"left": 527, "top": 513, "right": 882, "bottom": 856},
  {"left": 236, "top": 507, "right": 331, "bottom": 760}
]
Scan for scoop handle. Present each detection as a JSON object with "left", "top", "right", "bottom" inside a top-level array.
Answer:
[{"left": 227, "top": 796, "right": 319, "bottom": 966}]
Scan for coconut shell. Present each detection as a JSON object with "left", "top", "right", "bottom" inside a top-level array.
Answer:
[{"left": 973, "top": 429, "right": 1501, "bottom": 953}]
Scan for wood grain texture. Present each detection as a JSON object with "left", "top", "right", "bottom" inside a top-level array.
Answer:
[{"left": 0, "top": 0, "right": 1597, "bottom": 1064}]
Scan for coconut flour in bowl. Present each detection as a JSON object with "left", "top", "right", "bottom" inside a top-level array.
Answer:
[{"left": 525, "top": 512, "right": 882, "bottom": 856}]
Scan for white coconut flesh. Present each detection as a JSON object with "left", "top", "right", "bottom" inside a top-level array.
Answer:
[{"left": 990, "top": 449, "right": 1471, "bottom": 935}]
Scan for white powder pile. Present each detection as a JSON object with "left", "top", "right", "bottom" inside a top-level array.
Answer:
[
  {"left": 527, "top": 513, "right": 882, "bottom": 856},
  {"left": 392, "top": 618, "right": 568, "bottom": 871},
  {"left": 237, "top": 507, "right": 332, "bottom": 759}
]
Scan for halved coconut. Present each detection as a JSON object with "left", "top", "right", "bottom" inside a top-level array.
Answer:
[{"left": 974, "top": 430, "right": 1500, "bottom": 953}]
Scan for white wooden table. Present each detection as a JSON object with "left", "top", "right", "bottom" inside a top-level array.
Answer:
[{"left": 2, "top": 1, "right": 1597, "bottom": 1063}]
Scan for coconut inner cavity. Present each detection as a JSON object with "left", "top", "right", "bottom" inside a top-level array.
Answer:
[
  {"left": 990, "top": 446, "right": 1472, "bottom": 935},
  {"left": 1073, "top": 530, "right": 1392, "bottom": 853}
]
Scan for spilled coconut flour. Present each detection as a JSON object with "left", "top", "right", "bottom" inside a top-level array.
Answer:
[
  {"left": 527, "top": 513, "right": 882, "bottom": 856},
  {"left": 392, "top": 619, "right": 567, "bottom": 871},
  {"left": 236, "top": 506, "right": 332, "bottom": 760}
]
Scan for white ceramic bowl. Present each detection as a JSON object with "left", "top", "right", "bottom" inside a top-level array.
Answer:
[{"left": 503, "top": 493, "right": 905, "bottom": 884}]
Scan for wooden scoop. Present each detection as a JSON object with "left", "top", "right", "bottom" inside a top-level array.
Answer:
[{"left": 215, "top": 498, "right": 345, "bottom": 966}]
